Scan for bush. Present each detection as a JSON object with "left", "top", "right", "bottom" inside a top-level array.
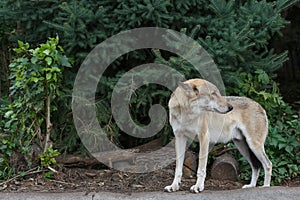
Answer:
[
  {"left": 0, "top": 37, "right": 71, "bottom": 180},
  {"left": 227, "top": 69, "right": 300, "bottom": 184}
]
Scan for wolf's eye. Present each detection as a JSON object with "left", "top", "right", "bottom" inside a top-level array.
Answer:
[{"left": 211, "top": 92, "right": 217, "bottom": 96}]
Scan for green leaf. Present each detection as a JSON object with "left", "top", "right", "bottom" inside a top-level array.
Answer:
[
  {"left": 277, "top": 160, "right": 289, "bottom": 167},
  {"left": 43, "top": 49, "right": 51, "bottom": 55},
  {"left": 5, "top": 120, "right": 12, "bottom": 128},
  {"left": 1, "top": 140, "right": 8, "bottom": 145},
  {"left": 17, "top": 40, "right": 24, "bottom": 47},
  {"left": 51, "top": 67, "right": 61, "bottom": 72},
  {"left": 31, "top": 56, "right": 38, "bottom": 64},
  {"left": 45, "top": 57, "right": 53, "bottom": 65},
  {"left": 4, "top": 110, "right": 14, "bottom": 118},
  {"left": 60, "top": 55, "right": 71, "bottom": 67},
  {"left": 18, "top": 171, "right": 26, "bottom": 177},
  {"left": 32, "top": 77, "right": 39, "bottom": 83},
  {"left": 278, "top": 143, "right": 286, "bottom": 150},
  {"left": 278, "top": 167, "right": 287, "bottom": 175},
  {"left": 46, "top": 73, "right": 52, "bottom": 80},
  {"left": 285, "top": 146, "right": 293, "bottom": 154}
]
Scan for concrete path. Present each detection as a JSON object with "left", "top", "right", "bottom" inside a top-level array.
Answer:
[{"left": 0, "top": 187, "right": 299, "bottom": 200}]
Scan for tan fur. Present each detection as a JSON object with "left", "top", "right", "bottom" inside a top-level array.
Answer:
[{"left": 165, "top": 78, "right": 272, "bottom": 193}]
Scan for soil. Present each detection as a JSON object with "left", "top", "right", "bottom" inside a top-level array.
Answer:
[{"left": 1, "top": 163, "right": 299, "bottom": 194}]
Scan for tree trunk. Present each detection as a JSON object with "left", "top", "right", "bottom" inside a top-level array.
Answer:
[{"left": 44, "top": 95, "right": 52, "bottom": 152}]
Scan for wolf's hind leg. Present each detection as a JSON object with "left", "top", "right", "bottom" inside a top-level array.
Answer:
[
  {"left": 251, "top": 147, "right": 272, "bottom": 187},
  {"left": 233, "top": 135, "right": 262, "bottom": 188}
]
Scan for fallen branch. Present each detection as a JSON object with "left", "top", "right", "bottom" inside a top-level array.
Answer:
[
  {"left": 49, "top": 179, "right": 78, "bottom": 186},
  {"left": 0, "top": 167, "right": 46, "bottom": 186},
  {"left": 56, "top": 139, "right": 165, "bottom": 168},
  {"left": 48, "top": 166, "right": 59, "bottom": 173},
  {"left": 56, "top": 155, "right": 101, "bottom": 167}
]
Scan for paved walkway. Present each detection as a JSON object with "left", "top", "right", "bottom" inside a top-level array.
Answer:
[{"left": 0, "top": 187, "right": 299, "bottom": 200}]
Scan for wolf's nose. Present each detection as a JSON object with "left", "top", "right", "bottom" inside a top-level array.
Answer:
[{"left": 228, "top": 104, "right": 233, "bottom": 112}]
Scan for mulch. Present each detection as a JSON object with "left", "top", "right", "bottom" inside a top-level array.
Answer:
[{"left": 0, "top": 164, "right": 246, "bottom": 193}]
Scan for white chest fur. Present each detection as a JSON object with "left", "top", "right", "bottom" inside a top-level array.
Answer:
[{"left": 170, "top": 111, "right": 237, "bottom": 144}]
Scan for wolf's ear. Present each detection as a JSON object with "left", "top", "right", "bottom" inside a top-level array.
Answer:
[{"left": 178, "top": 82, "right": 198, "bottom": 96}]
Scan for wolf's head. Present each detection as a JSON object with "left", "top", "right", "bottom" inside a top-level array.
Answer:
[{"left": 176, "top": 79, "right": 233, "bottom": 114}]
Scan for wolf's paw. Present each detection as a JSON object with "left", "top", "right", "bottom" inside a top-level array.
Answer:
[
  {"left": 242, "top": 184, "right": 256, "bottom": 189},
  {"left": 259, "top": 185, "right": 270, "bottom": 188},
  {"left": 164, "top": 183, "right": 180, "bottom": 192},
  {"left": 190, "top": 184, "right": 204, "bottom": 193}
]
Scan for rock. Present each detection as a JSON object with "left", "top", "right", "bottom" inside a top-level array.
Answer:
[{"left": 211, "top": 153, "right": 238, "bottom": 181}]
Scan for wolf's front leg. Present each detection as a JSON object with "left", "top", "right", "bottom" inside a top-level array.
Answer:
[
  {"left": 190, "top": 132, "right": 209, "bottom": 193},
  {"left": 164, "top": 135, "right": 187, "bottom": 192}
]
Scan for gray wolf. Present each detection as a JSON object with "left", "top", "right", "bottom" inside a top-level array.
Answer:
[{"left": 164, "top": 78, "right": 272, "bottom": 193}]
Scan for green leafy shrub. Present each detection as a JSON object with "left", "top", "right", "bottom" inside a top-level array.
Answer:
[
  {"left": 0, "top": 137, "right": 15, "bottom": 179},
  {"left": 39, "top": 148, "right": 60, "bottom": 168},
  {"left": 38, "top": 148, "right": 61, "bottom": 180},
  {"left": 0, "top": 37, "right": 71, "bottom": 180},
  {"left": 227, "top": 70, "right": 300, "bottom": 184}
]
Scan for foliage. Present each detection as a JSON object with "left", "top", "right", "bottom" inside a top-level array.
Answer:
[
  {"left": 0, "top": 137, "right": 15, "bottom": 179},
  {"left": 38, "top": 148, "right": 60, "bottom": 180},
  {"left": 227, "top": 70, "right": 300, "bottom": 184},
  {"left": 0, "top": 0, "right": 60, "bottom": 43},
  {"left": 0, "top": 37, "right": 71, "bottom": 180},
  {"left": 39, "top": 148, "right": 60, "bottom": 168}
]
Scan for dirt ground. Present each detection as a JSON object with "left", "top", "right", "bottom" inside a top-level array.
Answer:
[{"left": 0, "top": 163, "right": 299, "bottom": 194}]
